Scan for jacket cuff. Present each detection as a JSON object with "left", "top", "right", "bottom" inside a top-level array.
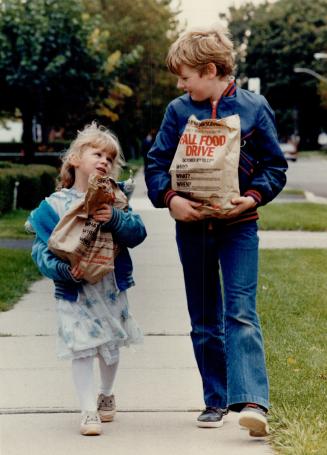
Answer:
[
  {"left": 101, "top": 207, "right": 121, "bottom": 232},
  {"left": 244, "top": 189, "right": 262, "bottom": 205},
  {"left": 163, "top": 189, "right": 178, "bottom": 208},
  {"left": 57, "top": 262, "right": 82, "bottom": 283}
]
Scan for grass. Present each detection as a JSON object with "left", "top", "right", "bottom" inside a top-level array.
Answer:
[
  {"left": 298, "top": 150, "right": 327, "bottom": 159},
  {"left": 282, "top": 188, "right": 305, "bottom": 196},
  {"left": 119, "top": 157, "right": 144, "bottom": 181},
  {"left": 0, "top": 248, "right": 41, "bottom": 311},
  {"left": 259, "top": 249, "right": 327, "bottom": 454},
  {"left": 0, "top": 209, "right": 31, "bottom": 239},
  {"left": 258, "top": 203, "right": 327, "bottom": 231}
]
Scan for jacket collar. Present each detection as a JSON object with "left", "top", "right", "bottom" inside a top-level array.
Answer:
[
  {"left": 210, "top": 79, "right": 237, "bottom": 118},
  {"left": 222, "top": 78, "right": 237, "bottom": 97}
]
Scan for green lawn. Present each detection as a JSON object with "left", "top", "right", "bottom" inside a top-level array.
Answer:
[
  {"left": 0, "top": 209, "right": 31, "bottom": 239},
  {"left": 298, "top": 151, "right": 327, "bottom": 159},
  {"left": 259, "top": 249, "right": 327, "bottom": 454},
  {"left": 0, "top": 248, "right": 41, "bottom": 312},
  {"left": 119, "top": 157, "right": 144, "bottom": 180},
  {"left": 258, "top": 203, "right": 327, "bottom": 231},
  {"left": 282, "top": 188, "right": 305, "bottom": 196}
]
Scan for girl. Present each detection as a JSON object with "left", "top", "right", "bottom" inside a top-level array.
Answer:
[{"left": 27, "top": 122, "right": 147, "bottom": 436}]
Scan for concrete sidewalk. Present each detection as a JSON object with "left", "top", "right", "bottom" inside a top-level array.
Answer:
[{"left": 4, "top": 170, "right": 321, "bottom": 455}]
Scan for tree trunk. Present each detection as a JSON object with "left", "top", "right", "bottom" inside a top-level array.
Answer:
[{"left": 21, "top": 107, "right": 35, "bottom": 164}]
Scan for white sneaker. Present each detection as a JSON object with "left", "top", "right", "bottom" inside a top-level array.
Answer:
[
  {"left": 238, "top": 405, "right": 269, "bottom": 437},
  {"left": 80, "top": 411, "right": 102, "bottom": 436},
  {"left": 97, "top": 394, "right": 116, "bottom": 422}
]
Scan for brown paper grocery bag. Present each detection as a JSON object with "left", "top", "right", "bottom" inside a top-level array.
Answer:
[
  {"left": 169, "top": 114, "right": 241, "bottom": 214},
  {"left": 48, "top": 174, "right": 128, "bottom": 284}
]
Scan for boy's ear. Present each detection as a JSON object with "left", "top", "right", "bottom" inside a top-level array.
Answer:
[{"left": 205, "top": 63, "right": 217, "bottom": 79}]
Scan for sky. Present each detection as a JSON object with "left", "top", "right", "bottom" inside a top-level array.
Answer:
[{"left": 171, "top": 0, "right": 268, "bottom": 29}]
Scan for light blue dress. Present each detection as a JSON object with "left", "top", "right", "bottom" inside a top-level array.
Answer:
[{"left": 47, "top": 188, "right": 143, "bottom": 365}]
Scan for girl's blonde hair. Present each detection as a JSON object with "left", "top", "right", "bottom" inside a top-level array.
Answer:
[
  {"left": 166, "top": 25, "right": 235, "bottom": 78},
  {"left": 57, "top": 122, "right": 124, "bottom": 189}
]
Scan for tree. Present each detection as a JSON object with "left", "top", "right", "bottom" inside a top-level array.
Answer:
[
  {"left": 83, "top": 0, "right": 180, "bottom": 158},
  {"left": 319, "top": 82, "right": 327, "bottom": 110},
  {"left": 222, "top": 0, "right": 327, "bottom": 148},
  {"left": 0, "top": 0, "right": 138, "bottom": 161}
]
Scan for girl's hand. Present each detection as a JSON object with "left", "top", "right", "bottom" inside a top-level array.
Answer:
[
  {"left": 212, "top": 196, "right": 256, "bottom": 219},
  {"left": 93, "top": 203, "right": 112, "bottom": 222},
  {"left": 169, "top": 196, "right": 205, "bottom": 222},
  {"left": 71, "top": 263, "right": 84, "bottom": 280}
]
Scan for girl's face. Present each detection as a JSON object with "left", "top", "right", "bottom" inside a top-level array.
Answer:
[{"left": 72, "top": 147, "right": 114, "bottom": 181}]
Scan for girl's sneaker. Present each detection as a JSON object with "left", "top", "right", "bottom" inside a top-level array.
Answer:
[
  {"left": 238, "top": 403, "right": 269, "bottom": 437},
  {"left": 80, "top": 411, "right": 102, "bottom": 436},
  {"left": 97, "top": 393, "right": 116, "bottom": 422}
]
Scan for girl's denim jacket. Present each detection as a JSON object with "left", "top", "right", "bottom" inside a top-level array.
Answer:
[
  {"left": 145, "top": 84, "right": 288, "bottom": 209},
  {"left": 27, "top": 182, "right": 147, "bottom": 302}
]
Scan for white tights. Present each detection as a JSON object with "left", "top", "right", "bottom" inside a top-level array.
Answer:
[{"left": 72, "top": 355, "right": 119, "bottom": 412}]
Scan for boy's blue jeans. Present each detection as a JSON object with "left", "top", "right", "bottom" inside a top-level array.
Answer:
[{"left": 176, "top": 219, "right": 269, "bottom": 411}]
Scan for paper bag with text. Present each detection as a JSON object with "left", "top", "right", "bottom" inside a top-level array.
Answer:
[
  {"left": 169, "top": 114, "right": 241, "bottom": 214},
  {"left": 48, "top": 174, "right": 128, "bottom": 284}
]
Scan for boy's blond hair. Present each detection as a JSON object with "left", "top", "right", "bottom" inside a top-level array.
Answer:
[
  {"left": 58, "top": 122, "right": 123, "bottom": 189},
  {"left": 166, "top": 25, "right": 235, "bottom": 78}
]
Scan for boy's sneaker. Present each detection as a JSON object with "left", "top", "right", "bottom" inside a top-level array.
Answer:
[
  {"left": 80, "top": 411, "right": 102, "bottom": 436},
  {"left": 97, "top": 393, "right": 116, "bottom": 422},
  {"left": 197, "top": 406, "right": 228, "bottom": 428},
  {"left": 238, "top": 403, "right": 269, "bottom": 437}
]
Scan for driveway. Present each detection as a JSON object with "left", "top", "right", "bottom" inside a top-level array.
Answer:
[{"left": 286, "top": 155, "right": 327, "bottom": 197}]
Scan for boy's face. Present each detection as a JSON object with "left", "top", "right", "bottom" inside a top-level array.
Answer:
[{"left": 176, "top": 64, "right": 217, "bottom": 102}]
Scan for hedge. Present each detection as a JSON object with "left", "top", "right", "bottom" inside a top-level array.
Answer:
[{"left": 0, "top": 162, "right": 57, "bottom": 214}]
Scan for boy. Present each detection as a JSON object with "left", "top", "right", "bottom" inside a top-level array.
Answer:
[{"left": 145, "top": 26, "right": 287, "bottom": 437}]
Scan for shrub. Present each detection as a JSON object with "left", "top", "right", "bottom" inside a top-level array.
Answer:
[{"left": 0, "top": 163, "right": 57, "bottom": 213}]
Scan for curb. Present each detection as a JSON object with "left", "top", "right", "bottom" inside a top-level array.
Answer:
[{"left": 304, "top": 191, "right": 327, "bottom": 204}]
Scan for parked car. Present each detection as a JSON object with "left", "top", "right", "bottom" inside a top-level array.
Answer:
[{"left": 279, "top": 141, "right": 298, "bottom": 162}]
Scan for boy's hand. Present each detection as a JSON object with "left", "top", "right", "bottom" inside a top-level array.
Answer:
[
  {"left": 212, "top": 196, "right": 256, "bottom": 219},
  {"left": 71, "top": 263, "right": 84, "bottom": 280},
  {"left": 169, "top": 196, "right": 205, "bottom": 222},
  {"left": 93, "top": 203, "right": 113, "bottom": 222}
]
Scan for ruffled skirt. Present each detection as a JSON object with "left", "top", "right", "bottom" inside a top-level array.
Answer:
[{"left": 56, "top": 272, "right": 142, "bottom": 365}]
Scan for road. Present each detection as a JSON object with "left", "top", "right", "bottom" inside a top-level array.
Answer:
[{"left": 286, "top": 155, "right": 327, "bottom": 197}]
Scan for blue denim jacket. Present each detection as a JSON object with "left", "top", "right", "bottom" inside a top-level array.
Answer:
[
  {"left": 28, "top": 187, "right": 147, "bottom": 302},
  {"left": 145, "top": 85, "right": 287, "bottom": 208}
]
